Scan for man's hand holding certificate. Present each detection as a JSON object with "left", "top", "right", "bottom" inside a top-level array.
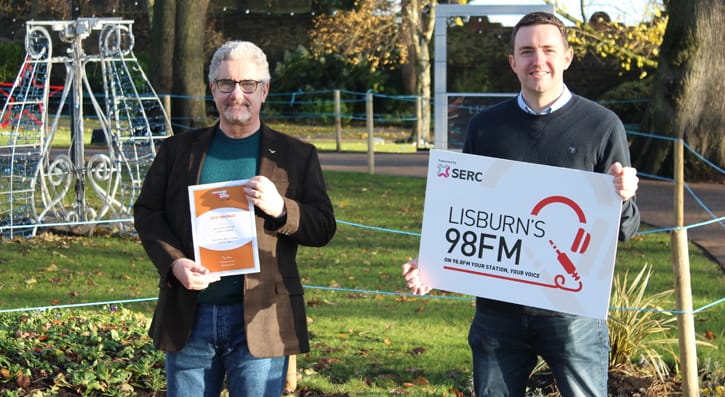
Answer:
[{"left": 417, "top": 150, "right": 623, "bottom": 319}]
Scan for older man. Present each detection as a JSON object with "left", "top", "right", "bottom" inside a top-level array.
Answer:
[{"left": 134, "top": 41, "right": 336, "bottom": 396}]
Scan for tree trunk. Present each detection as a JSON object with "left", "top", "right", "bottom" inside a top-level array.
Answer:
[
  {"left": 172, "top": 0, "right": 210, "bottom": 130},
  {"left": 399, "top": 0, "right": 417, "bottom": 96},
  {"left": 417, "top": 30, "right": 432, "bottom": 145},
  {"left": 632, "top": 0, "right": 725, "bottom": 180},
  {"left": 418, "top": 1, "right": 436, "bottom": 146},
  {"left": 149, "top": 0, "right": 176, "bottom": 96},
  {"left": 404, "top": 0, "right": 436, "bottom": 145}
]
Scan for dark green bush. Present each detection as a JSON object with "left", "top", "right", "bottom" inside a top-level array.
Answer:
[
  {"left": 597, "top": 77, "right": 653, "bottom": 126},
  {"left": 0, "top": 306, "right": 165, "bottom": 396},
  {"left": 0, "top": 41, "right": 24, "bottom": 84}
]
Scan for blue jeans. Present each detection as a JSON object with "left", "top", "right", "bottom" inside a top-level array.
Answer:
[
  {"left": 165, "top": 303, "right": 288, "bottom": 397},
  {"left": 467, "top": 303, "right": 609, "bottom": 397}
]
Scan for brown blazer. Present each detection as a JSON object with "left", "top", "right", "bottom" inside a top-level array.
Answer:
[{"left": 133, "top": 123, "right": 336, "bottom": 357}]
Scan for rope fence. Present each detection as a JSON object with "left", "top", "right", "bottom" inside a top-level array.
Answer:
[
  {"left": 1, "top": 90, "right": 723, "bottom": 321},
  {"left": 1, "top": 211, "right": 723, "bottom": 316}
]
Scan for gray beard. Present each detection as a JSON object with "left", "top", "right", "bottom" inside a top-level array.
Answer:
[{"left": 223, "top": 107, "right": 252, "bottom": 124}]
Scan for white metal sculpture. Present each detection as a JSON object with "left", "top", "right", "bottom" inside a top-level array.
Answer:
[{"left": 0, "top": 18, "right": 170, "bottom": 237}]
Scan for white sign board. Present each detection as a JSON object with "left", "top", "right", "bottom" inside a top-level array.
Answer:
[{"left": 418, "top": 149, "right": 623, "bottom": 319}]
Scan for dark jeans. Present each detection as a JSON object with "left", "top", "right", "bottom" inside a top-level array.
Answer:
[{"left": 468, "top": 304, "right": 609, "bottom": 396}]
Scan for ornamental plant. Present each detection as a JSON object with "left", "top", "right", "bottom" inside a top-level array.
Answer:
[{"left": 0, "top": 306, "right": 165, "bottom": 396}]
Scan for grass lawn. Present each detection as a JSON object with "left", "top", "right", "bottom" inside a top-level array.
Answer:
[{"left": 1, "top": 171, "right": 724, "bottom": 395}]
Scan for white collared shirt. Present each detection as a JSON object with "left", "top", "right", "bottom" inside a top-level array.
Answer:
[{"left": 517, "top": 85, "right": 572, "bottom": 115}]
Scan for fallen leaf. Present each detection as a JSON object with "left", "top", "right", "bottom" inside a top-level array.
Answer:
[
  {"left": 16, "top": 372, "right": 30, "bottom": 389},
  {"left": 704, "top": 330, "right": 715, "bottom": 340},
  {"left": 448, "top": 387, "right": 464, "bottom": 397},
  {"left": 408, "top": 347, "right": 426, "bottom": 355},
  {"left": 313, "top": 358, "right": 341, "bottom": 370},
  {"left": 413, "top": 376, "right": 429, "bottom": 385}
]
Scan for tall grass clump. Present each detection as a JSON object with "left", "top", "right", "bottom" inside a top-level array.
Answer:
[{"left": 608, "top": 264, "right": 678, "bottom": 381}]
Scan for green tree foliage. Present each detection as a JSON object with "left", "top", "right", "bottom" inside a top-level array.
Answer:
[
  {"left": 555, "top": 1, "right": 667, "bottom": 79},
  {"left": 270, "top": 45, "right": 404, "bottom": 124},
  {"left": 0, "top": 42, "right": 24, "bottom": 83},
  {"left": 309, "top": 0, "right": 442, "bottom": 143},
  {"left": 310, "top": 0, "right": 406, "bottom": 70},
  {"left": 273, "top": 45, "right": 393, "bottom": 94}
]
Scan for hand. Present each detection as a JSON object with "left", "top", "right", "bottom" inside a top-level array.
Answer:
[
  {"left": 244, "top": 176, "right": 286, "bottom": 218},
  {"left": 171, "top": 258, "right": 221, "bottom": 290},
  {"left": 607, "top": 162, "right": 638, "bottom": 201},
  {"left": 401, "top": 258, "right": 432, "bottom": 295}
]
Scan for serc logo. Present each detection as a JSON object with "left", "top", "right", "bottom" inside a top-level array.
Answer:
[
  {"left": 438, "top": 164, "right": 484, "bottom": 182},
  {"left": 437, "top": 164, "right": 451, "bottom": 178}
]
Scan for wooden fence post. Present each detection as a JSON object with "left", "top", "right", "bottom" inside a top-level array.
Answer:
[{"left": 672, "top": 136, "right": 700, "bottom": 397}]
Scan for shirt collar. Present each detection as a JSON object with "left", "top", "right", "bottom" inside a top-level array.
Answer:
[{"left": 517, "top": 85, "right": 572, "bottom": 115}]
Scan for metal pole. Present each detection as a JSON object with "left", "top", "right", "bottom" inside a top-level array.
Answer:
[
  {"left": 366, "top": 92, "right": 374, "bottom": 175},
  {"left": 416, "top": 96, "right": 423, "bottom": 150},
  {"left": 335, "top": 90, "right": 342, "bottom": 152},
  {"left": 70, "top": 21, "right": 87, "bottom": 222}
]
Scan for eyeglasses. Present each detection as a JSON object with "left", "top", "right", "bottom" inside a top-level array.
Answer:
[{"left": 214, "top": 79, "right": 262, "bottom": 94}]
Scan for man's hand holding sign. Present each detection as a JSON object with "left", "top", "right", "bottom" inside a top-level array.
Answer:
[
  {"left": 401, "top": 12, "right": 641, "bottom": 395},
  {"left": 403, "top": 149, "right": 639, "bottom": 320}
]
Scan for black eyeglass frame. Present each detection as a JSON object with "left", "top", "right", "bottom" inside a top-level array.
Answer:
[{"left": 214, "top": 79, "right": 264, "bottom": 94}]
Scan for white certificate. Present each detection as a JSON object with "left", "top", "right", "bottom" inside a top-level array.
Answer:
[
  {"left": 188, "top": 180, "right": 260, "bottom": 276},
  {"left": 418, "top": 149, "right": 623, "bottom": 319}
]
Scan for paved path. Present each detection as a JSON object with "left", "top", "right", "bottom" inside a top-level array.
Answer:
[{"left": 318, "top": 152, "right": 725, "bottom": 269}]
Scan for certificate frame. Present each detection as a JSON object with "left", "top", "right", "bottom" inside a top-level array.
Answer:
[{"left": 188, "top": 179, "right": 260, "bottom": 276}]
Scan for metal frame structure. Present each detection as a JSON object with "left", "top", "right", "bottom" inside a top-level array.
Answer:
[
  {"left": 0, "top": 18, "right": 170, "bottom": 237},
  {"left": 433, "top": 4, "right": 554, "bottom": 150}
]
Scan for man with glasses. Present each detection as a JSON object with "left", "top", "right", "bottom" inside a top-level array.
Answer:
[{"left": 134, "top": 41, "right": 336, "bottom": 396}]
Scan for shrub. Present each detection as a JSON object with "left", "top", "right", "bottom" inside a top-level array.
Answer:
[
  {"left": 0, "top": 41, "right": 24, "bottom": 83},
  {"left": 598, "top": 77, "right": 653, "bottom": 126},
  {"left": 0, "top": 306, "right": 165, "bottom": 396},
  {"left": 607, "top": 264, "right": 678, "bottom": 382}
]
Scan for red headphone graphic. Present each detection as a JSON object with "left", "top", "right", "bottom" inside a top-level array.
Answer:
[{"left": 531, "top": 195, "right": 591, "bottom": 281}]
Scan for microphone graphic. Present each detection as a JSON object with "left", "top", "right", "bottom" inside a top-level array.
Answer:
[{"left": 548, "top": 240, "right": 580, "bottom": 281}]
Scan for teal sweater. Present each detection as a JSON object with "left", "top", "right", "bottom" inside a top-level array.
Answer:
[{"left": 197, "top": 128, "right": 260, "bottom": 304}]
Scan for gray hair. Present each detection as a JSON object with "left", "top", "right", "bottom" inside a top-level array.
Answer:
[{"left": 207, "top": 41, "right": 271, "bottom": 82}]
